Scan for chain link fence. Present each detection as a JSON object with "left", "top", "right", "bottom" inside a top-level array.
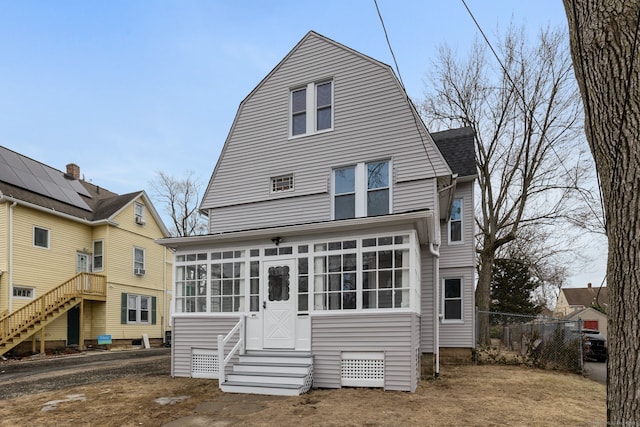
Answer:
[{"left": 475, "top": 310, "right": 584, "bottom": 373}]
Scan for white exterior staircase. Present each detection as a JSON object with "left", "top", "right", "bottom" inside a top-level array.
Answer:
[{"left": 220, "top": 350, "right": 313, "bottom": 396}]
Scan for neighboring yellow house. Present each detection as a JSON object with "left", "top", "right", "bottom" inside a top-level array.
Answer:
[{"left": 0, "top": 146, "right": 172, "bottom": 356}]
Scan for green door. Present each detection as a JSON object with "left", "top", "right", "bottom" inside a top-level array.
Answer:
[{"left": 67, "top": 306, "right": 80, "bottom": 346}]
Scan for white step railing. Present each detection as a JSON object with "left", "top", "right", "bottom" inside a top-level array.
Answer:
[{"left": 217, "top": 316, "right": 245, "bottom": 386}]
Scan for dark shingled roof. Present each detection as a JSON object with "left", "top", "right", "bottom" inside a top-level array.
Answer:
[
  {"left": 431, "top": 127, "right": 476, "bottom": 178},
  {"left": 562, "top": 286, "right": 609, "bottom": 309},
  {"left": 0, "top": 146, "right": 141, "bottom": 222}
]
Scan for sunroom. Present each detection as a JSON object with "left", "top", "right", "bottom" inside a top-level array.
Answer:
[{"left": 157, "top": 210, "right": 436, "bottom": 392}]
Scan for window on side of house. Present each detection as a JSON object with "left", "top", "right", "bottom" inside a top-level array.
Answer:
[
  {"left": 210, "top": 251, "right": 245, "bottom": 313},
  {"left": 333, "top": 160, "right": 391, "bottom": 219},
  {"left": 134, "top": 202, "right": 145, "bottom": 225},
  {"left": 175, "top": 254, "right": 208, "bottom": 313},
  {"left": 122, "top": 293, "right": 155, "bottom": 324},
  {"left": 13, "top": 286, "right": 34, "bottom": 299},
  {"left": 93, "top": 240, "right": 104, "bottom": 272},
  {"left": 334, "top": 166, "right": 356, "bottom": 219},
  {"left": 316, "top": 81, "right": 332, "bottom": 131},
  {"left": 133, "top": 247, "right": 145, "bottom": 275},
  {"left": 271, "top": 174, "right": 294, "bottom": 193},
  {"left": 290, "top": 80, "right": 333, "bottom": 137},
  {"left": 291, "top": 87, "right": 307, "bottom": 136},
  {"left": 367, "top": 161, "right": 390, "bottom": 216},
  {"left": 449, "top": 198, "right": 463, "bottom": 243},
  {"left": 33, "top": 226, "right": 49, "bottom": 249},
  {"left": 443, "top": 278, "right": 463, "bottom": 321}
]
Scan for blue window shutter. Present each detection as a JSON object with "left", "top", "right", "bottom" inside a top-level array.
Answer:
[
  {"left": 152, "top": 296, "right": 157, "bottom": 325},
  {"left": 121, "top": 293, "right": 127, "bottom": 324}
]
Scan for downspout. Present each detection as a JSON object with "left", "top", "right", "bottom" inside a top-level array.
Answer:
[
  {"left": 162, "top": 247, "right": 167, "bottom": 344},
  {"left": 428, "top": 242, "right": 441, "bottom": 378},
  {"left": 8, "top": 200, "right": 17, "bottom": 312}
]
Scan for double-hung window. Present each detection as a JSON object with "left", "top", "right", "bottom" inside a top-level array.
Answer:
[
  {"left": 449, "top": 198, "right": 463, "bottom": 243},
  {"left": 291, "top": 80, "right": 333, "bottom": 137},
  {"left": 125, "top": 294, "right": 153, "bottom": 324},
  {"left": 93, "top": 240, "right": 104, "bottom": 272},
  {"left": 443, "top": 278, "right": 463, "bottom": 321},
  {"left": 134, "top": 202, "right": 145, "bottom": 225},
  {"left": 133, "top": 247, "right": 145, "bottom": 275},
  {"left": 333, "top": 160, "right": 391, "bottom": 219}
]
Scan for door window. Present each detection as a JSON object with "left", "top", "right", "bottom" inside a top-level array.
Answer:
[{"left": 268, "top": 266, "right": 290, "bottom": 301}]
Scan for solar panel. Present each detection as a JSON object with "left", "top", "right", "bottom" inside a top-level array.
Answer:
[{"left": 0, "top": 146, "right": 93, "bottom": 211}]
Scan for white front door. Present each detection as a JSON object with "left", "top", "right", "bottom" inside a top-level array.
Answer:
[{"left": 263, "top": 259, "right": 296, "bottom": 349}]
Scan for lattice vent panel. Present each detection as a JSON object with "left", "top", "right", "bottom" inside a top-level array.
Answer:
[
  {"left": 191, "top": 349, "right": 219, "bottom": 379},
  {"left": 341, "top": 352, "right": 384, "bottom": 387}
]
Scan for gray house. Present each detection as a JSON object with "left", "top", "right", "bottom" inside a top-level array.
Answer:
[{"left": 157, "top": 31, "right": 476, "bottom": 395}]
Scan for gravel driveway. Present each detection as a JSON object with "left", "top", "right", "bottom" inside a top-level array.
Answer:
[{"left": 0, "top": 348, "right": 170, "bottom": 400}]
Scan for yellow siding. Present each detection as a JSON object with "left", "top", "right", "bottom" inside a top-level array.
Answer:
[
  {"left": 11, "top": 205, "right": 92, "bottom": 293},
  {"left": 0, "top": 203, "right": 7, "bottom": 313},
  {"left": 105, "top": 284, "right": 165, "bottom": 339}
]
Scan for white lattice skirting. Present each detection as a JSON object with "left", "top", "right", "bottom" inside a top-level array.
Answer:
[
  {"left": 341, "top": 351, "right": 384, "bottom": 387},
  {"left": 191, "top": 348, "right": 219, "bottom": 379}
]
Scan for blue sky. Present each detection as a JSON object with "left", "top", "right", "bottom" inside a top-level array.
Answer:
[{"left": 0, "top": 1, "right": 605, "bottom": 287}]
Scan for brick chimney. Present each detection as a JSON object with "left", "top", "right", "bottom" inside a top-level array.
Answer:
[
  {"left": 587, "top": 282, "right": 592, "bottom": 289},
  {"left": 66, "top": 163, "right": 80, "bottom": 180}
]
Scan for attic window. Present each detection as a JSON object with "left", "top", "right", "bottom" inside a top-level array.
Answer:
[
  {"left": 134, "top": 202, "right": 145, "bottom": 225},
  {"left": 271, "top": 174, "right": 294, "bottom": 193},
  {"left": 290, "top": 80, "right": 333, "bottom": 137}
]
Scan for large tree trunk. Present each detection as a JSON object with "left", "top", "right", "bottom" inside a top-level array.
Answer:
[
  {"left": 476, "top": 248, "right": 495, "bottom": 346},
  {"left": 563, "top": 1, "right": 640, "bottom": 423}
]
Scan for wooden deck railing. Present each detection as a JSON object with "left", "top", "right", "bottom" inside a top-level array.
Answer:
[{"left": 0, "top": 273, "right": 106, "bottom": 345}]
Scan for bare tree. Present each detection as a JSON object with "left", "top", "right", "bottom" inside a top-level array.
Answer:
[
  {"left": 421, "top": 24, "right": 597, "bottom": 344},
  {"left": 150, "top": 171, "right": 207, "bottom": 237},
  {"left": 563, "top": 1, "right": 640, "bottom": 423}
]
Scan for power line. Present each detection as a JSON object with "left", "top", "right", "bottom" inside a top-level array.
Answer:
[
  {"left": 460, "top": 0, "right": 606, "bottom": 231},
  {"left": 373, "top": 0, "right": 439, "bottom": 180}
]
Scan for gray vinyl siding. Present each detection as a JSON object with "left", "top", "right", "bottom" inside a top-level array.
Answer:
[
  {"left": 201, "top": 32, "right": 450, "bottom": 226},
  {"left": 311, "top": 312, "right": 419, "bottom": 392},
  {"left": 208, "top": 193, "right": 330, "bottom": 233},
  {"left": 420, "top": 250, "right": 435, "bottom": 352},
  {"left": 439, "top": 182, "right": 475, "bottom": 269},
  {"left": 439, "top": 267, "right": 475, "bottom": 347},
  {"left": 393, "top": 179, "right": 436, "bottom": 214},
  {"left": 171, "top": 315, "right": 241, "bottom": 378}
]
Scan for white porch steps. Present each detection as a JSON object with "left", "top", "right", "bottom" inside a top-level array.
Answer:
[{"left": 220, "top": 350, "right": 313, "bottom": 396}]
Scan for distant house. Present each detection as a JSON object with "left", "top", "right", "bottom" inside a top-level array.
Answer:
[
  {"left": 0, "top": 147, "right": 173, "bottom": 356},
  {"left": 158, "top": 31, "right": 477, "bottom": 395},
  {"left": 555, "top": 283, "right": 607, "bottom": 335},
  {"left": 555, "top": 283, "right": 608, "bottom": 317}
]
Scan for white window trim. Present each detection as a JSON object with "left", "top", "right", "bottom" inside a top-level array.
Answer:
[
  {"left": 127, "top": 294, "right": 151, "bottom": 324},
  {"left": 33, "top": 226, "right": 50, "bottom": 249},
  {"left": 133, "top": 247, "right": 146, "bottom": 273},
  {"left": 442, "top": 277, "right": 464, "bottom": 323},
  {"left": 448, "top": 198, "right": 464, "bottom": 245},
  {"left": 289, "top": 80, "right": 334, "bottom": 139},
  {"left": 134, "top": 202, "right": 146, "bottom": 225},
  {"left": 331, "top": 160, "right": 392, "bottom": 220},
  {"left": 270, "top": 174, "right": 295, "bottom": 194},
  {"left": 13, "top": 286, "right": 35, "bottom": 299},
  {"left": 92, "top": 239, "right": 104, "bottom": 272}
]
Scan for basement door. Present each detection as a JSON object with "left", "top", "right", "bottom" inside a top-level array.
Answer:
[{"left": 263, "top": 259, "right": 296, "bottom": 349}]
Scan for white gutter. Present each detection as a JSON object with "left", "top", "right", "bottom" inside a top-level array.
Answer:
[
  {"left": 428, "top": 242, "right": 441, "bottom": 378},
  {"left": 0, "top": 193, "right": 118, "bottom": 227},
  {"left": 8, "top": 201, "right": 16, "bottom": 312}
]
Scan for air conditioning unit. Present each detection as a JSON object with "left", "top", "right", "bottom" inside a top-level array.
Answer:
[
  {"left": 135, "top": 216, "right": 146, "bottom": 225},
  {"left": 134, "top": 268, "right": 146, "bottom": 276}
]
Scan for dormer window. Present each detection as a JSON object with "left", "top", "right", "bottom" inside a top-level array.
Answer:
[
  {"left": 291, "top": 80, "right": 333, "bottom": 137},
  {"left": 134, "top": 202, "right": 145, "bottom": 225}
]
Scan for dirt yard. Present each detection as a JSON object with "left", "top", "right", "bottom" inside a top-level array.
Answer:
[{"left": 0, "top": 364, "right": 605, "bottom": 426}]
